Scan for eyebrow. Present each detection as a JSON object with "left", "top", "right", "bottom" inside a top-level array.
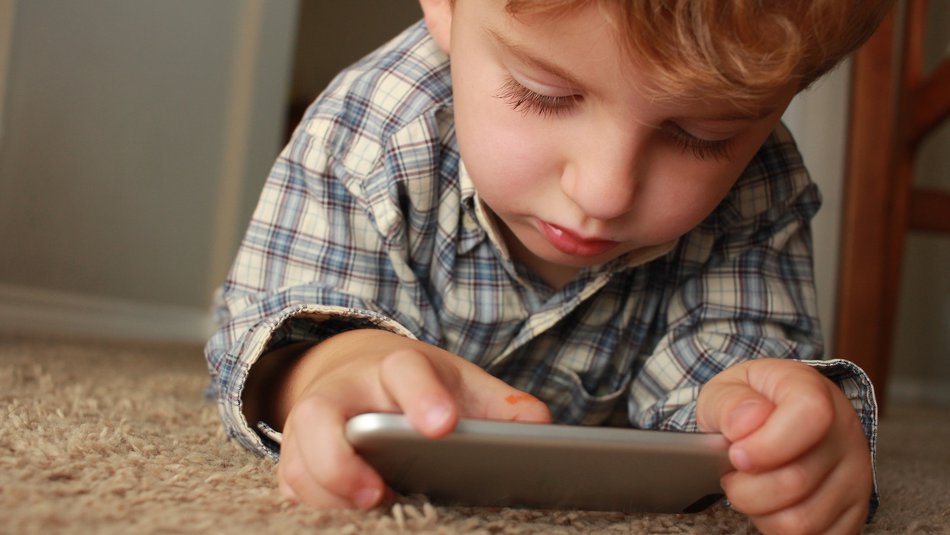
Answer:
[{"left": 486, "top": 28, "right": 586, "bottom": 90}]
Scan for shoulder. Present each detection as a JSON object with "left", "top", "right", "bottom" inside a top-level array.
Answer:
[
  {"left": 293, "top": 20, "right": 454, "bottom": 179},
  {"left": 712, "top": 122, "right": 820, "bottom": 233},
  {"left": 666, "top": 123, "right": 820, "bottom": 271}
]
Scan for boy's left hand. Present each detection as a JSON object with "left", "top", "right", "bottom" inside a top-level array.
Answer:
[{"left": 697, "top": 358, "right": 872, "bottom": 535}]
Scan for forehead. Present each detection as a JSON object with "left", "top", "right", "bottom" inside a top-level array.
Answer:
[{"left": 482, "top": 2, "right": 637, "bottom": 84}]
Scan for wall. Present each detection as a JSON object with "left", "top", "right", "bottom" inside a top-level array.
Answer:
[
  {"left": 782, "top": 63, "right": 851, "bottom": 348},
  {"left": 0, "top": 0, "right": 298, "bottom": 341}
]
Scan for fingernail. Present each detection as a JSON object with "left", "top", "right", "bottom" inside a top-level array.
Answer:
[
  {"left": 730, "top": 446, "right": 752, "bottom": 472},
  {"left": 353, "top": 487, "right": 381, "bottom": 509},
  {"left": 426, "top": 405, "right": 452, "bottom": 430}
]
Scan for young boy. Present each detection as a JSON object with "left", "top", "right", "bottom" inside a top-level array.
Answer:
[{"left": 205, "top": 1, "right": 892, "bottom": 533}]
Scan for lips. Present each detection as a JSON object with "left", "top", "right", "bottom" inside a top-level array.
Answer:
[{"left": 538, "top": 221, "right": 619, "bottom": 257}]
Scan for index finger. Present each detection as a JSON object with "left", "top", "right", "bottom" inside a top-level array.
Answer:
[{"left": 379, "top": 349, "right": 461, "bottom": 438}]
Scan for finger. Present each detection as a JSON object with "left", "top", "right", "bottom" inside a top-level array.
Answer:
[
  {"left": 721, "top": 440, "right": 837, "bottom": 515},
  {"left": 278, "top": 429, "right": 352, "bottom": 509},
  {"left": 280, "top": 395, "right": 389, "bottom": 509},
  {"left": 748, "top": 455, "right": 871, "bottom": 535},
  {"left": 380, "top": 348, "right": 551, "bottom": 427},
  {"left": 732, "top": 361, "right": 836, "bottom": 472},
  {"left": 276, "top": 459, "right": 301, "bottom": 504},
  {"left": 823, "top": 501, "right": 871, "bottom": 535},
  {"left": 379, "top": 349, "right": 461, "bottom": 438},
  {"left": 697, "top": 377, "right": 775, "bottom": 441}
]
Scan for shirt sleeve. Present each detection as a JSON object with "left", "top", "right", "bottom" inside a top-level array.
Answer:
[
  {"left": 203, "top": 123, "right": 422, "bottom": 459},
  {"left": 625, "top": 125, "right": 880, "bottom": 515},
  {"left": 203, "top": 21, "right": 456, "bottom": 459}
]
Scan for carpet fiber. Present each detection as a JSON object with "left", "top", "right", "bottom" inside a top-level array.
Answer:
[{"left": 1, "top": 336, "right": 947, "bottom": 534}]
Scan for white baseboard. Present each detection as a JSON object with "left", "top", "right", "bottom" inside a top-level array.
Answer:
[
  {"left": 888, "top": 376, "right": 950, "bottom": 408},
  {"left": 0, "top": 283, "right": 215, "bottom": 343}
]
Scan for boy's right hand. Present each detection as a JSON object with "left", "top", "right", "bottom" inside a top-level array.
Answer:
[{"left": 270, "top": 329, "right": 552, "bottom": 509}]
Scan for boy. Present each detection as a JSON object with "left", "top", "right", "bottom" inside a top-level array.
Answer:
[{"left": 205, "top": 1, "right": 892, "bottom": 533}]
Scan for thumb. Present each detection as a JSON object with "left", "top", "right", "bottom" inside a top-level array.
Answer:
[{"left": 697, "top": 378, "right": 774, "bottom": 442}]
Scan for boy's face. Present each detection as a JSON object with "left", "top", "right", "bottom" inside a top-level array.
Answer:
[{"left": 425, "top": 0, "right": 797, "bottom": 288}]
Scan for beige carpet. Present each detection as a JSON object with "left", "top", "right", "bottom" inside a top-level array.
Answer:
[{"left": 1, "top": 336, "right": 947, "bottom": 534}]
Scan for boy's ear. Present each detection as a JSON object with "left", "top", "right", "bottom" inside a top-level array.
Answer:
[{"left": 418, "top": 0, "right": 452, "bottom": 53}]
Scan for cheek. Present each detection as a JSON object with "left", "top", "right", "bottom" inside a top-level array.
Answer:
[
  {"left": 632, "top": 123, "right": 771, "bottom": 240},
  {"left": 635, "top": 164, "right": 741, "bottom": 240},
  {"left": 454, "top": 89, "right": 557, "bottom": 199}
]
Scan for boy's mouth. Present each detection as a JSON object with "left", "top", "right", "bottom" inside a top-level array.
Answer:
[{"left": 538, "top": 221, "right": 619, "bottom": 257}]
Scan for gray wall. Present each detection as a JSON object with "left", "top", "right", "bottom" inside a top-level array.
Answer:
[
  {"left": 0, "top": 0, "right": 299, "bottom": 338},
  {"left": 784, "top": 64, "right": 850, "bottom": 352},
  {"left": 3, "top": 2, "right": 231, "bottom": 306}
]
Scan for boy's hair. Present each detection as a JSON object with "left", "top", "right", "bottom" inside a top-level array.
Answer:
[{"left": 505, "top": 0, "right": 894, "bottom": 107}]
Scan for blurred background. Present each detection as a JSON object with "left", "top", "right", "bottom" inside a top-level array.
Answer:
[{"left": 0, "top": 1, "right": 946, "bottom": 407}]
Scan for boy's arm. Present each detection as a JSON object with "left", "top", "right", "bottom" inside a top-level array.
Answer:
[{"left": 204, "top": 117, "right": 426, "bottom": 458}]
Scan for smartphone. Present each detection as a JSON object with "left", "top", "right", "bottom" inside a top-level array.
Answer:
[{"left": 345, "top": 412, "right": 731, "bottom": 513}]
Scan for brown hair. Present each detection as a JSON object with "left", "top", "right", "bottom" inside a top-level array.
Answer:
[{"left": 505, "top": 0, "right": 894, "bottom": 106}]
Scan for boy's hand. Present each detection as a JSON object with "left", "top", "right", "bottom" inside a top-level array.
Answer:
[
  {"left": 270, "top": 329, "right": 551, "bottom": 510},
  {"left": 697, "top": 359, "right": 872, "bottom": 535}
]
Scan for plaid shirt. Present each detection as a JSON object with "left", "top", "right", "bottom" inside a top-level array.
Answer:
[{"left": 204, "top": 21, "right": 877, "bottom": 505}]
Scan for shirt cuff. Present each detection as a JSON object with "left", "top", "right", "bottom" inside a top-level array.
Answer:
[
  {"left": 219, "top": 304, "right": 416, "bottom": 460},
  {"left": 801, "top": 358, "right": 880, "bottom": 520}
]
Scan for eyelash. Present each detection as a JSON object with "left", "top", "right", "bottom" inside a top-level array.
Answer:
[
  {"left": 495, "top": 77, "right": 577, "bottom": 117},
  {"left": 495, "top": 77, "right": 733, "bottom": 161},
  {"left": 665, "top": 124, "right": 734, "bottom": 161}
]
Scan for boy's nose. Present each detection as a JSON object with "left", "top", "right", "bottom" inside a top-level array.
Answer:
[{"left": 561, "top": 139, "right": 641, "bottom": 221}]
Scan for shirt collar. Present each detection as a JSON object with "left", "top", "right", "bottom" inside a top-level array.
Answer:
[
  {"left": 459, "top": 160, "right": 513, "bottom": 261},
  {"left": 619, "top": 239, "right": 678, "bottom": 269}
]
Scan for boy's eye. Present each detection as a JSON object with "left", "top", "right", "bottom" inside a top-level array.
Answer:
[
  {"left": 663, "top": 123, "right": 734, "bottom": 161},
  {"left": 494, "top": 78, "right": 733, "bottom": 160},
  {"left": 495, "top": 77, "right": 578, "bottom": 117}
]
